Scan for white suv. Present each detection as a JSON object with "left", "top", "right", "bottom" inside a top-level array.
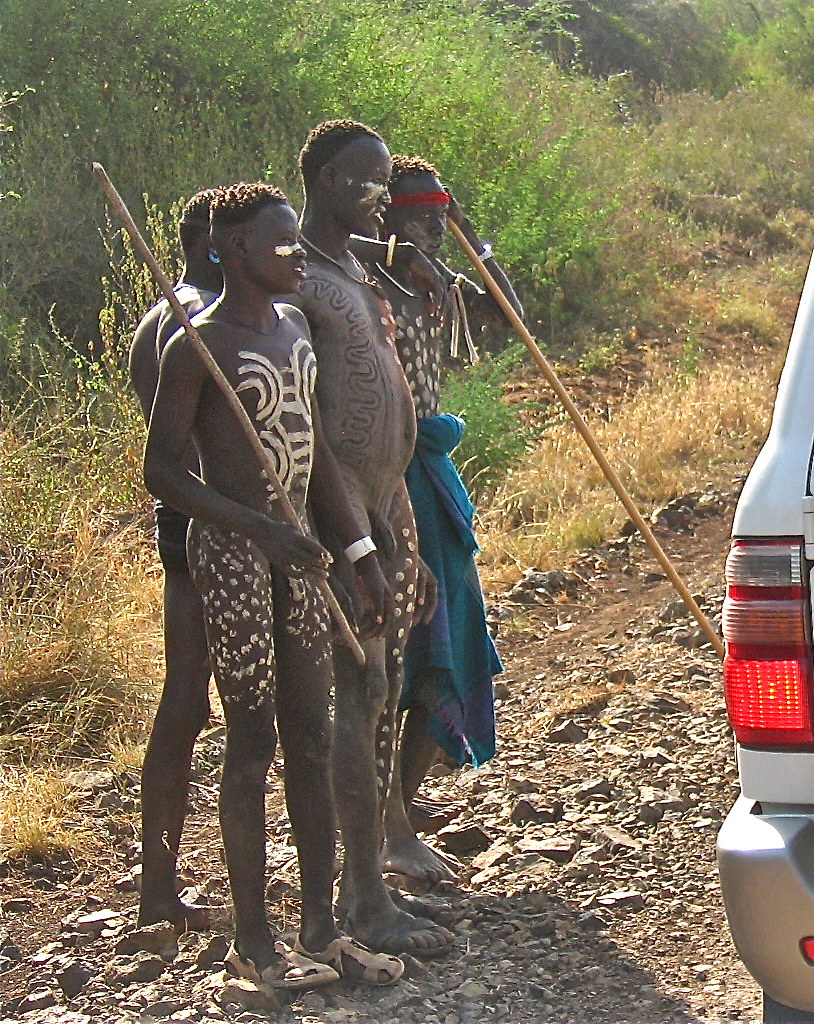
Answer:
[{"left": 718, "top": 252, "right": 814, "bottom": 1023}]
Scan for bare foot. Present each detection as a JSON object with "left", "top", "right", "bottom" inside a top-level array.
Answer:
[
  {"left": 138, "top": 896, "right": 211, "bottom": 933},
  {"left": 346, "top": 902, "right": 454, "bottom": 958},
  {"left": 381, "top": 833, "right": 461, "bottom": 884},
  {"left": 386, "top": 886, "right": 456, "bottom": 926}
]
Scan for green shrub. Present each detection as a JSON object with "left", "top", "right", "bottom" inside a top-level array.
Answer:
[{"left": 442, "top": 344, "right": 531, "bottom": 494}]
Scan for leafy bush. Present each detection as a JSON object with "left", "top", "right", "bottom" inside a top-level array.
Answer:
[{"left": 442, "top": 345, "right": 531, "bottom": 494}]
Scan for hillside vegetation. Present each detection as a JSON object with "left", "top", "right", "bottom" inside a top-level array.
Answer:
[{"left": 2, "top": 0, "right": 814, "bottom": 842}]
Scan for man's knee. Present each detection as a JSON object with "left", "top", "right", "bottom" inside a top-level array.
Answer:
[
  {"left": 224, "top": 716, "right": 277, "bottom": 778},
  {"left": 281, "top": 716, "right": 331, "bottom": 772},
  {"left": 153, "top": 677, "right": 210, "bottom": 744}
]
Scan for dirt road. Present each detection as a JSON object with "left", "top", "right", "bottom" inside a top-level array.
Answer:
[{"left": 0, "top": 484, "right": 761, "bottom": 1023}]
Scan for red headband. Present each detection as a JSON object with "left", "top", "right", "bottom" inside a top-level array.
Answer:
[{"left": 389, "top": 190, "right": 450, "bottom": 208}]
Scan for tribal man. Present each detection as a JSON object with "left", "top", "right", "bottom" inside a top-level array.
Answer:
[
  {"left": 129, "top": 188, "right": 223, "bottom": 931},
  {"left": 144, "top": 182, "right": 403, "bottom": 987},
  {"left": 295, "top": 121, "right": 454, "bottom": 956},
  {"left": 374, "top": 155, "right": 523, "bottom": 884}
]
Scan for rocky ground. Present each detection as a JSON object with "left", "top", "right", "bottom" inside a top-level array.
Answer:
[{"left": 0, "top": 483, "right": 763, "bottom": 1023}]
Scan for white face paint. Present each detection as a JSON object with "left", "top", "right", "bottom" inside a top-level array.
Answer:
[
  {"left": 360, "top": 180, "right": 389, "bottom": 208},
  {"left": 273, "top": 242, "right": 307, "bottom": 258}
]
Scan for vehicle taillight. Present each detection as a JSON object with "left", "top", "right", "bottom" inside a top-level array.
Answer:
[{"left": 723, "top": 540, "right": 814, "bottom": 746}]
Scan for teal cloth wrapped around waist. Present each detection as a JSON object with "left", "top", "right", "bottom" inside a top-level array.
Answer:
[{"left": 402, "top": 413, "right": 500, "bottom": 767}]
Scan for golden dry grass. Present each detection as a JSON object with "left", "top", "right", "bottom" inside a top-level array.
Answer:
[
  {"left": 478, "top": 351, "right": 781, "bottom": 581},
  {"left": 0, "top": 768, "right": 83, "bottom": 861},
  {"left": 1, "top": 406, "right": 163, "bottom": 764}
]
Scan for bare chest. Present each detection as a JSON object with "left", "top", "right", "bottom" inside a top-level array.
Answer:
[{"left": 302, "top": 267, "right": 417, "bottom": 478}]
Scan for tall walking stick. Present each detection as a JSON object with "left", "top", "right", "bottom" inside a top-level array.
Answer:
[
  {"left": 449, "top": 220, "right": 725, "bottom": 660},
  {"left": 93, "top": 162, "right": 366, "bottom": 665}
]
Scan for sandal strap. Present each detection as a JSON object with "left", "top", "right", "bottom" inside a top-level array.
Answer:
[{"left": 294, "top": 935, "right": 404, "bottom": 985}]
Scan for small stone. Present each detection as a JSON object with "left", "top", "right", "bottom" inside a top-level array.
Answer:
[
  {"left": 300, "top": 991, "right": 326, "bottom": 1011},
  {"left": 400, "top": 954, "right": 429, "bottom": 980},
  {"left": 436, "top": 823, "right": 491, "bottom": 854},
  {"left": 595, "top": 889, "right": 645, "bottom": 910},
  {"left": 218, "top": 977, "right": 286, "bottom": 1013},
  {"left": 55, "top": 961, "right": 93, "bottom": 998},
  {"left": 142, "top": 996, "right": 188, "bottom": 1018},
  {"left": 570, "top": 777, "right": 612, "bottom": 801},
  {"left": 470, "top": 842, "right": 513, "bottom": 871},
  {"left": 510, "top": 797, "right": 564, "bottom": 825},
  {"left": 112, "top": 869, "right": 139, "bottom": 892},
  {"left": 195, "top": 933, "right": 230, "bottom": 970},
  {"left": 545, "top": 720, "right": 588, "bottom": 744},
  {"left": 606, "top": 668, "right": 635, "bottom": 685},
  {"left": 659, "top": 599, "right": 687, "bottom": 623},
  {"left": 457, "top": 980, "right": 490, "bottom": 999},
  {"left": 600, "top": 825, "right": 642, "bottom": 851},
  {"left": 105, "top": 952, "right": 166, "bottom": 985},
  {"left": 516, "top": 836, "right": 578, "bottom": 864},
  {"left": 18, "top": 987, "right": 58, "bottom": 1012},
  {"left": 114, "top": 921, "right": 177, "bottom": 958},
  {"left": 67, "top": 909, "right": 124, "bottom": 936},
  {"left": 2, "top": 898, "right": 34, "bottom": 914}
]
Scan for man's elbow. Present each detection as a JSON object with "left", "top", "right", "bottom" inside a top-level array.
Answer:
[{"left": 143, "top": 452, "right": 172, "bottom": 502}]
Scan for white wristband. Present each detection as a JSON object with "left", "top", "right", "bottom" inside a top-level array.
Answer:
[
  {"left": 479, "top": 243, "right": 495, "bottom": 261},
  {"left": 345, "top": 536, "right": 377, "bottom": 564}
]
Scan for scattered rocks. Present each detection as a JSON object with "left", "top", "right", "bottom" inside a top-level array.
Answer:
[{"left": 0, "top": 496, "right": 755, "bottom": 1023}]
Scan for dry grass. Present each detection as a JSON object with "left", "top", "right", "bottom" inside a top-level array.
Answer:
[
  {"left": 478, "top": 351, "right": 780, "bottom": 581},
  {"left": 1, "top": 397, "right": 163, "bottom": 764},
  {"left": 0, "top": 768, "right": 83, "bottom": 861}
]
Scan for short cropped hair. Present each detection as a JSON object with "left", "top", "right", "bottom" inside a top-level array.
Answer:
[
  {"left": 179, "top": 187, "right": 223, "bottom": 252},
  {"left": 389, "top": 155, "right": 441, "bottom": 193},
  {"left": 209, "top": 182, "right": 288, "bottom": 228},
  {"left": 299, "top": 119, "right": 383, "bottom": 189}
]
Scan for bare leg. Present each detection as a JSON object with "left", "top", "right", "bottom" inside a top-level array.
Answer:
[
  {"left": 334, "top": 513, "right": 454, "bottom": 956},
  {"left": 399, "top": 706, "right": 443, "bottom": 808},
  {"left": 382, "top": 693, "right": 461, "bottom": 886},
  {"left": 273, "top": 576, "right": 337, "bottom": 953},
  {"left": 189, "top": 524, "right": 283, "bottom": 974},
  {"left": 139, "top": 567, "right": 212, "bottom": 930}
]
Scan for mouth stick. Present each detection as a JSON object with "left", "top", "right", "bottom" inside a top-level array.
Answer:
[
  {"left": 93, "top": 162, "right": 365, "bottom": 666},
  {"left": 449, "top": 219, "right": 725, "bottom": 660}
]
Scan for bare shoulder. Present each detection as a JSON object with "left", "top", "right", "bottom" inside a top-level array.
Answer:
[{"left": 274, "top": 301, "right": 310, "bottom": 337}]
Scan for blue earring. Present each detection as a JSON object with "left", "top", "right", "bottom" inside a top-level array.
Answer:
[{"left": 208, "top": 250, "right": 221, "bottom": 265}]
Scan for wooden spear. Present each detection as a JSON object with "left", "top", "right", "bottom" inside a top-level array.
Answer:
[
  {"left": 92, "top": 162, "right": 366, "bottom": 665},
  {"left": 449, "top": 220, "right": 725, "bottom": 660}
]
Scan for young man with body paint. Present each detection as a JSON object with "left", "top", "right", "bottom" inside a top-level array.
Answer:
[
  {"left": 144, "top": 181, "right": 404, "bottom": 988},
  {"left": 129, "top": 188, "right": 223, "bottom": 932},
  {"left": 373, "top": 156, "right": 523, "bottom": 885},
  {"left": 293, "top": 121, "right": 454, "bottom": 957}
]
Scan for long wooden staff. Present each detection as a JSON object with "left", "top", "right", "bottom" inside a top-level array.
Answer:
[
  {"left": 93, "top": 162, "right": 366, "bottom": 665},
  {"left": 449, "top": 220, "right": 725, "bottom": 660}
]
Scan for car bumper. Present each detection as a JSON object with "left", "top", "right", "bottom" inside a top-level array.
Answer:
[{"left": 718, "top": 795, "right": 814, "bottom": 1011}]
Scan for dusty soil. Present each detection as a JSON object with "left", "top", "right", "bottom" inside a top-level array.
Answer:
[{"left": 0, "top": 484, "right": 762, "bottom": 1023}]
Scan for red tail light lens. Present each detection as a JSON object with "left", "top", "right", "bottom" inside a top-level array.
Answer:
[{"left": 723, "top": 540, "right": 814, "bottom": 747}]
